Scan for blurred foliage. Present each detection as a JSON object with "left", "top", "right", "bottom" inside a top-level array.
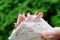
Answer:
[{"left": 0, "top": 0, "right": 60, "bottom": 40}]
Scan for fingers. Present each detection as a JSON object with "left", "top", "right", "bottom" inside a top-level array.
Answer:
[
  {"left": 41, "top": 27, "right": 60, "bottom": 40},
  {"left": 47, "top": 38, "right": 57, "bottom": 40},
  {"left": 41, "top": 31, "right": 54, "bottom": 39},
  {"left": 41, "top": 30, "right": 57, "bottom": 40}
]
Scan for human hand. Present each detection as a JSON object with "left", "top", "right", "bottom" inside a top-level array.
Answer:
[{"left": 41, "top": 27, "right": 60, "bottom": 40}]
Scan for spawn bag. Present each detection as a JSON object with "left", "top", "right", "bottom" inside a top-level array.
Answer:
[{"left": 8, "top": 12, "right": 52, "bottom": 40}]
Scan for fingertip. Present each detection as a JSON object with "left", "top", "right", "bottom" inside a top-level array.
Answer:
[{"left": 41, "top": 31, "right": 53, "bottom": 39}]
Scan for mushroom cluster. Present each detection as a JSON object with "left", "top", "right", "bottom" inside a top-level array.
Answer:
[{"left": 9, "top": 12, "right": 52, "bottom": 40}]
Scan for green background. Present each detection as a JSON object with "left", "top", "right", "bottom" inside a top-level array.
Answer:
[{"left": 0, "top": 0, "right": 60, "bottom": 40}]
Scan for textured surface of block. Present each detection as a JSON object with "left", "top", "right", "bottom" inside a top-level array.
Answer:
[{"left": 9, "top": 13, "right": 52, "bottom": 40}]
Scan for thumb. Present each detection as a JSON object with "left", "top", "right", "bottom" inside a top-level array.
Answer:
[
  {"left": 41, "top": 27, "right": 60, "bottom": 39},
  {"left": 53, "top": 27, "right": 60, "bottom": 38},
  {"left": 41, "top": 30, "right": 54, "bottom": 39}
]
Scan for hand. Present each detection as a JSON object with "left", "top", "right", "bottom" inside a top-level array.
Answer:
[{"left": 41, "top": 27, "right": 60, "bottom": 40}]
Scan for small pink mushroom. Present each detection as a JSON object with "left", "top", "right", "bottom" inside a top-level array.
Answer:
[{"left": 14, "top": 13, "right": 25, "bottom": 28}]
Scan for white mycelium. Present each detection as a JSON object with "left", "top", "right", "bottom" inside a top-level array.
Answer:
[{"left": 9, "top": 12, "right": 52, "bottom": 40}]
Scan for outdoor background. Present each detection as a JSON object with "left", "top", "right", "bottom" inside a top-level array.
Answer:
[{"left": 0, "top": 0, "right": 60, "bottom": 40}]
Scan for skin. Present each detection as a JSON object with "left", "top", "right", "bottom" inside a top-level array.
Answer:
[{"left": 41, "top": 27, "right": 60, "bottom": 40}]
